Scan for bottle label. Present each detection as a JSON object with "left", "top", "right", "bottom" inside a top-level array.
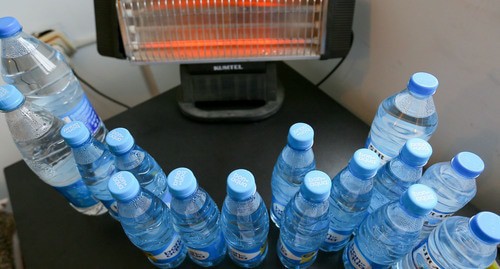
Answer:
[
  {"left": 278, "top": 237, "right": 317, "bottom": 265},
  {"left": 146, "top": 234, "right": 184, "bottom": 264},
  {"left": 60, "top": 94, "right": 102, "bottom": 135},
  {"left": 228, "top": 240, "right": 267, "bottom": 265},
  {"left": 423, "top": 209, "right": 454, "bottom": 229},
  {"left": 53, "top": 179, "right": 99, "bottom": 208},
  {"left": 324, "top": 228, "right": 352, "bottom": 246},
  {"left": 100, "top": 199, "right": 118, "bottom": 215},
  {"left": 271, "top": 196, "right": 285, "bottom": 222},
  {"left": 366, "top": 139, "right": 390, "bottom": 164},
  {"left": 410, "top": 239, "right": 444, "bottom": 269},
  {"left": 187, "top": 231, "right": 226, "bottom": 262},
  {"left": 345, "top": 241, "right": 385, "bottom": 269}
]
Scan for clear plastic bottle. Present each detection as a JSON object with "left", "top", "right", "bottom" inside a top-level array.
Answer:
[
  {"left": 0, "top": 85, "right": 105, "bottom": 215},
  {"left": 396, "top": 212, "right": 500, "bottom": 269},
  {"left": 221, "top": 169, "right": 269, "bottom": 268},
  {"left": 343, "top": 184, "right": 437, "bottom": 269},
  {"left": 278, "top": 170, "right": 331, "bottom": 269},
  {"left": 106, "top": 127, "right": 171, "bottom": 206},
  {"left": 366, "top": 72, "right": 438, "bottom": 163},
  {"left": 0, "top": 17, "right": 106, "bottom": 140},
  {"left": 60, "top": 121, "right": 118, "bottom": 218},
  {"left": 368, "top": 138, "right": 432, "bottom": 213},
  {"left": 320, "top": 149, "right": 380, "bottom": 252},
  {"left": 167, "top": 167, "right": 227, "bottom": 267},
  {"left": 418, "top": 151, "right": 484, "bottom": 240},
  {"left": 271, "top": 122, "right": 316, "bottom": 228},
  {"left": 108, "top": 171, "right": 187, "bottom": 268}
]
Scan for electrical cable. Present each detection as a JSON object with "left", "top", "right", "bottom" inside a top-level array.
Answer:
[
  {"left": 72, "top": 69, "right": 132, "bottom": 110},
  {"left": 315, "top": 31, "right": 355, "bottom": 88}
]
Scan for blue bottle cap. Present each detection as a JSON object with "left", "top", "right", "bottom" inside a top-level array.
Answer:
[
  {"left": 451, "top": 152, "right": 484, "bottom": 179},
  {"left": 407, "top": 72, "right": 439, "bottom": 96},
  {"left": 399, "top": 138, "right": 433, "bottom": 167},
  {"left": 348, "top": 149, "right": 381, "bottom": 179},
  {"left": 226, "top": 169, "right": 256, "bottom": 201},
  {"left": 60, "top": 121, "right": 91, "bottom": 147},
  {"left": 108, "top": 171, "right": 141, "bottom": 201},
  {"left": 106, "top": 128, "right": 135, "bottom": 155},
  {"left": 401, "top": 184, "right": 437, "bottom": 216},
  {"left": 300, "top": 170, "right": 331, "bottom": 202},
  {"left": 469, "top": 211, "right": 500, "bottom": 244},
  {"left": 0, "top": 17, "right": 22, "bottom": 38},
  {"left": 0, "top": 85, "right": 24, "bottom": 112},
  {"left": 167, "top": 167, "right": 198, "bottom": 199},
  {"left": 287, "top": 122, "right": 314, "bottom": 150}
]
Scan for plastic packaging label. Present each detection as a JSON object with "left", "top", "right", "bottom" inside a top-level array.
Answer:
[
  {"left": 411, "top": 239, "right": 444, "bottom": 269},
  {"left": 187, "top": 231, "right": 226, "bottom": 262},
  {"left": 229, "top": 241, "right": 267, "bottom": 264},
  {"left": 345, "top": 241, "right": 385, "bottom": 269},
  {"left": 271, "top": 196, "right": 285, "bottom": 221},
  {"left": 324, "top": 228, "right": 352, "bottom": 246},
  {"left": 366, "top": 139, "right": 391, "bottom": 164},
  {"left": 423, "top": 209, "right": 454, "bottom": 228},
  {"left": 146, "top": 234, "right": 184, "bottom": 264},
  {"left": 278, "top": 237, "right": 317, "bottom": 265},
  {"left": 61, "top": 94, "right": 102, "bottom": 135},
  {"left": 53, "top": 179, "right": 99, "bottom": 208}
]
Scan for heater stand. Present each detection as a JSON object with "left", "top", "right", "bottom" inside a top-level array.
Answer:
[{"left": 177, "top": 62, "right": 284, "bottom": 121}]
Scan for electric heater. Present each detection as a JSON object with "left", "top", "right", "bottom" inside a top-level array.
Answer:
[{"left": 94, "top": 0, "right": 354, "bottom": 120}]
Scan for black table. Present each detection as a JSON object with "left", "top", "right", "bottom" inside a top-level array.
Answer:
[{"left": 6, "top": 62, "right": 370, "bottom": 268}]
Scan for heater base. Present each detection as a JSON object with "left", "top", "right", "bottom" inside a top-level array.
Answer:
[{"left": 177, "top": 62, "right": 284, "bottom": 122}]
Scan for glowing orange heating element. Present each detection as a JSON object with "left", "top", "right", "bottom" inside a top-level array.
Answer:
[{"left": 117, "top": 0, "right": 326, "bottom": 62}]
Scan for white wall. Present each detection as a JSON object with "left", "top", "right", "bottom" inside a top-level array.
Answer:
[
  {"left": 1, "top": 0, "right": 499, "bottom": 213},
  {"left": 289, "top": 0, "right": 500, "bottom": 212}
]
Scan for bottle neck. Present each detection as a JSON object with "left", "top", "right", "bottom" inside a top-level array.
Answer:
[
  {"left": 5, "top": 100, "right": 55, "bottom": 142},
  {"left": 393, "top": 155, "right": 422, "bottom": 171},
  {"left": 1, "top": 31, "right": 40, "bottom": 57},
  {"left": 406, "top": 88, "right": 433, "bottom": 100}
]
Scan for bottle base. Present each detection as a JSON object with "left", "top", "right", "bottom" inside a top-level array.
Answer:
[
  {"left": 148, "top": 252, "right": 187, "bottom": 269},
  {"left": 71, "top": 202, "right": 108, "bottom": 216},
  {"left": 228, "top": 244, "right": 268, "bottom": 268},
  {"left": 319, "top": 242, "right": 348, "bottom": 253},
  {"left": 270, "top": 211, "right": 281, "bottom": 228},
  {"left": 188, "top": 247, "right": 227, "bottom": 267}
]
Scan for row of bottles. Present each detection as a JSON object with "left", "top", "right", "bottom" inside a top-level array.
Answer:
[
  {"left": 271, "top": 121, "right": 499, "bottom": 269},
  {"left": 0, "top": 16, "right": 109, "bottom": 214},
  {"left": 1, "top": 16, "right": 498, "bottom": 269}
]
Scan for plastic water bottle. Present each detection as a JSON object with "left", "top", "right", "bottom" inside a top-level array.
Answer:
[
  {"left": 0, "top": 17, "right": 106, "bottom": 141},
  {"left": 320, "top": 149, "right": 380, "bottom": 252},
  {"left": 108, "top": 171, "right": 187, "bottom": 268},
  {"left": 396, "top": 211, "right": 500, "bottom": 269},
  {"left": 418, "top": 151, "right": 484, "bottom": 240},
  {"left": 366, "top": 72, "right": 438, "bottom": 163},
  {"left": 221, "top": 169, "right": 269, "bottom": 268},
  {"left": 167, "top": 167, "right": 227, "bottom": 267},
  {"left": 105, "top": 127, "right": 171, "bottom": 206},
  {"left": 0, "top": 85, "right": 105, "bottom": 215},
  {"left": 60, "top": 121, "right": 118, "bottom": 218},
  {"left": 343, "top": 184, "right": 437, "bottom": 268},
  {"left": 271, "top": 122, "right": 316, "bottom": 228},
  {"left": 278, "top": 170, "right": 331, "bottom": 268},
  {"left": 368, "top": 138, "right": 432, "bottom": 213}
]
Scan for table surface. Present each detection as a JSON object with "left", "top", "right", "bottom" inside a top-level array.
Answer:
[{"left": 5, "top": 62, "right": 392, "bottom": 268}]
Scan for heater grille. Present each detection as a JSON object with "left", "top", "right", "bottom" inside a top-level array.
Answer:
[{"left": 117, "top": 0, "right": 328, "bottom": 63}]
